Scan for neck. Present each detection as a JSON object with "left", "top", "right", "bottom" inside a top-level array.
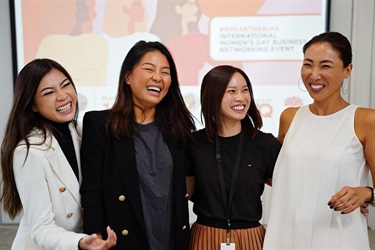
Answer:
[
  {"left": 181, "top": 21, "right": 189, "bottom": 35},
  {"left": 44, "top": 118, "right": 70, "bottom": 130},
  {"left": 310, "top": 97, "right": 349, "bottom": 116},
  {"left": 134, "top": 105, "right": 155, "bottom": 124},
  {"left": 219, "top": 121, "right": 242, "bottom": 137}
]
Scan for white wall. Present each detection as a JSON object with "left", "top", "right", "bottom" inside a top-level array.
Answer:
[
  {"left": 0, "top": 1, "right": 13, "bottom": 140},
  {"left": 1, "top": 0, "right": 374, "bottom": 225},
  {"left": 330, "top": 0, "right": 375, "bottom": 108},
  {"left": 0, "top": 0, "right": 16, "bottom": 224}
]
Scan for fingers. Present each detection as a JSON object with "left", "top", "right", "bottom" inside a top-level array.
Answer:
[
  {"left": 80, "top": 227, "right": 116, "bottom": 250},
  {"left": 105, "top": 226, "right": 117, "bottom": 248},
  {"left": 361, "top": 204, "right": 369, "bottom": 216},
  {"left": 80, "top": 234, "right": 98, "bottom": 249},
  {"left": 328, "top": 186, "right": 350, "bottom": 207},
  {"left": 328, "top": 186, "right": 370, "bottom": 215}
]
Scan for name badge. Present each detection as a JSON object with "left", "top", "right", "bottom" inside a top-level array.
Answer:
[{"left": 221, "top": 243, "right": 235, "bottom": 250}]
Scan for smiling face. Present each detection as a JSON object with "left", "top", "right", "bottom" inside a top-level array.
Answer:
[
  {"left": 33, "top": 69, "right": 77, "bottom": 123},
  {"left": 221, "top": 72, "right": 251, "bottom": 127},
  {"left": 301, "top": 42, "right": 352, "bottom": 102},
  {"left": 126, "top": 50, "right": 171, "bottom": 111}
]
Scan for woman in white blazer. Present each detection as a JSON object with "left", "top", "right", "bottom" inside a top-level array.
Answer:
[{"left": 0, "top": 58, "right": 116, "bottom": 250}]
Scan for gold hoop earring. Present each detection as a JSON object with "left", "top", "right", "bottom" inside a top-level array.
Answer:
[
  {"left": 298, "top": 78, "right": 307, "bottom": 92},
  {"left": 341, "top": 78, "right": 349, "bottom": 95}
]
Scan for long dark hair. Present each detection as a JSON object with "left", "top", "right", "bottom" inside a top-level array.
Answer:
[
  {"left": 108, "top": 40, "right": 196, "bottom": 145},
  {"left": 1, "top": 58, "right": 78, "bottom": 219},
  {"left": 201, "top": 65, "right": 263, "bottom": 142}
]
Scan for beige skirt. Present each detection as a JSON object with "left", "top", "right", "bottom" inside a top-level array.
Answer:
[{"left": 189, "top": 222, "right": 266, "bottom": 250}]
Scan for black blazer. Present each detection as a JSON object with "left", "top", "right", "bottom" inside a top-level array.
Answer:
[{"left": 80, "top": 110, "right": 190, "bottom": 250}]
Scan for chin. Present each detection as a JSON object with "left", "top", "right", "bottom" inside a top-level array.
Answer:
[{"left": 59, "top": 115, "right": 75, "bottom": 123}]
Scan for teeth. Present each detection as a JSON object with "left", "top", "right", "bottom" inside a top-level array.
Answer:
[
  {"left": 57, "top": 103, "right": 71, "bottom": 112},
  {"left": 232, "top": 105, "right": 245, "bottom": 110},
  {"left": 311, "top": 84, "right": 323, "bottom": 89},
  {"left": 147, "top": 86, "right": 161, "bottom": 93}
]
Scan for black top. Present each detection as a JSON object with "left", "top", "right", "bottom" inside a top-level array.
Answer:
[
  {"left": 186, "top": 129, "right": 281, "bottom": 229},
  {"left": 48, "top": 120, "right": 79, "bottom": 180},
  {"left": 134, "top": 121, "right": 174, "bottom": 250}
]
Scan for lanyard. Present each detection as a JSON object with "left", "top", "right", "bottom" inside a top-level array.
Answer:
[{"left": 215, "top": 130, "right": 244, "bottom": 243}]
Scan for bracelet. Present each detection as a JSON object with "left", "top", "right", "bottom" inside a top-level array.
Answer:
[
  {"left": 365, "top": 186, "right": 374, "bottom": 204},
  {"left": 78, "top": 238, "right": 83, "bottom": 250}
]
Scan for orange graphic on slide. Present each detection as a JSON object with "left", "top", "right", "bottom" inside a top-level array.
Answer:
[
  {"left": 151, "top": 0, "right": 244, "bottom": 85},
  {"left": 198, "top": 0, "right": 265, "bottom": 17},
  {"left": 21, "top": 1, "right": 76, "bottom": 63}
]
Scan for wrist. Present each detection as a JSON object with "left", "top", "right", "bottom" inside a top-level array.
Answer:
[
  {"left": 365, "top": 186, "right": 374, "bottom": 204},
  {"left": 78, "top": 238, "right": 84, "bottom": 250}
]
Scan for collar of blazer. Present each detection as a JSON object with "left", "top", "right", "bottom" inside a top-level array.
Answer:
[{"left": 24, "top": 124, "right": 82, "bottom": 205}]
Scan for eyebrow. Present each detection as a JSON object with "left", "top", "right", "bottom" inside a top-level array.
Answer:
[
  {"left": 142, "top": 62, "right": 170, "bottom": 70},
  {"left": 320, "top": 59, "right": 334, "bottom": 64},
  {"left": 304, "top": 58, "right": 334, "bottom": 64},
  {"left": 40, "top": 78, "right": 69, "bottom": 93},
  {"left": 227, "top": 84, "right": 248, "bottom": 89}
]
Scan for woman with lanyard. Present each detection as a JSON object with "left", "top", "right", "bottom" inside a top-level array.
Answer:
[{"left": 186, "top": 65, "right": 281, "bottom": 250}]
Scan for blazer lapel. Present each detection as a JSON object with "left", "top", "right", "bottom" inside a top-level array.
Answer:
[
  {"left": 46, "top": 134, "right": 81, "bottom": 206},
  {"left": 69, "top": 124, "right": 82, "bottom": 183},
  {"left": 166, "top": 138, "right": 184, "bottom": 225},
  {"left": 113, "top": 138, "right": 147, "bottom": 235}
]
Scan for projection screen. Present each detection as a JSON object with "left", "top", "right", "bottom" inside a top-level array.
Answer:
[{"left": 12, "top": 0, "right": 329, "bottom": 134}]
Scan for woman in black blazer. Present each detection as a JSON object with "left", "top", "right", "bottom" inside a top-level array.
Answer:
[{"left": 80, "top": 41, "right": 196, "bottom": 250}]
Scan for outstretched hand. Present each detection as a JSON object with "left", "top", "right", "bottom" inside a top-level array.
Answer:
[
  {"left": 79, "top": 226, "right": 117, "bottom": 250},
  {"left": 328, "top": 186, "right": 372, "bottom": 214}
]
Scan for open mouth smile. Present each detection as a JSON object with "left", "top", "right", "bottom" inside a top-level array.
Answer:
[
  {"left": 147, "top": 86, "right": 161, "bottom": 93},
  {"left": 57, "top": 102, "right": 72, "bottom": 112}
]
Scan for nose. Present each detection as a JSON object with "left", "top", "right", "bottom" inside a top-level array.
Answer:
[
  {"left": 235, "top": 92, "right": 246, "bottom": 101},
  {"left": 193, "top": 3, "right": 199, "bottom": 12},
  {"left": 310, "top": 66, "right": 321, "bottom": 81},
  {"left": 152, "top": 72, "right": 161, "bottom": 82},
  {"left": 56, "top": 89, "right": 68, "bottom": 101}
]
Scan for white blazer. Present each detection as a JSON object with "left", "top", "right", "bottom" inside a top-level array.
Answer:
[{"left": 12, "top": 124, "right": 86, "bottom": 250}]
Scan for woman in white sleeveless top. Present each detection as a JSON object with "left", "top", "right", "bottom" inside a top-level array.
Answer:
[{"left": 264, "top": 31, "right": 375, "bottom": 249}]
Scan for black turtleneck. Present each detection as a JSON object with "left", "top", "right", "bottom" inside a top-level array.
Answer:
[{"left": 46, "top": 120, "right": 79, "bottom": 180}]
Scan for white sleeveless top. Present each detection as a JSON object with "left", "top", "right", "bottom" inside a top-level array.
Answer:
[{"left": 263, "top": 105, "right": 370, "bottom": 249}]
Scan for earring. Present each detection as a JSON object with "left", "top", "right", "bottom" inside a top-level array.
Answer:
[
  {"left": 341, "top": 78, "right": 349, "bottom": 95},
  {"left": 298, "top": 78, "right": 307, "bottom": 92}
]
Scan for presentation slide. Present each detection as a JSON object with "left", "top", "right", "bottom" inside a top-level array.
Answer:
[{"left": 13, "top": 0, "right": 328, "bottom": 135}]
